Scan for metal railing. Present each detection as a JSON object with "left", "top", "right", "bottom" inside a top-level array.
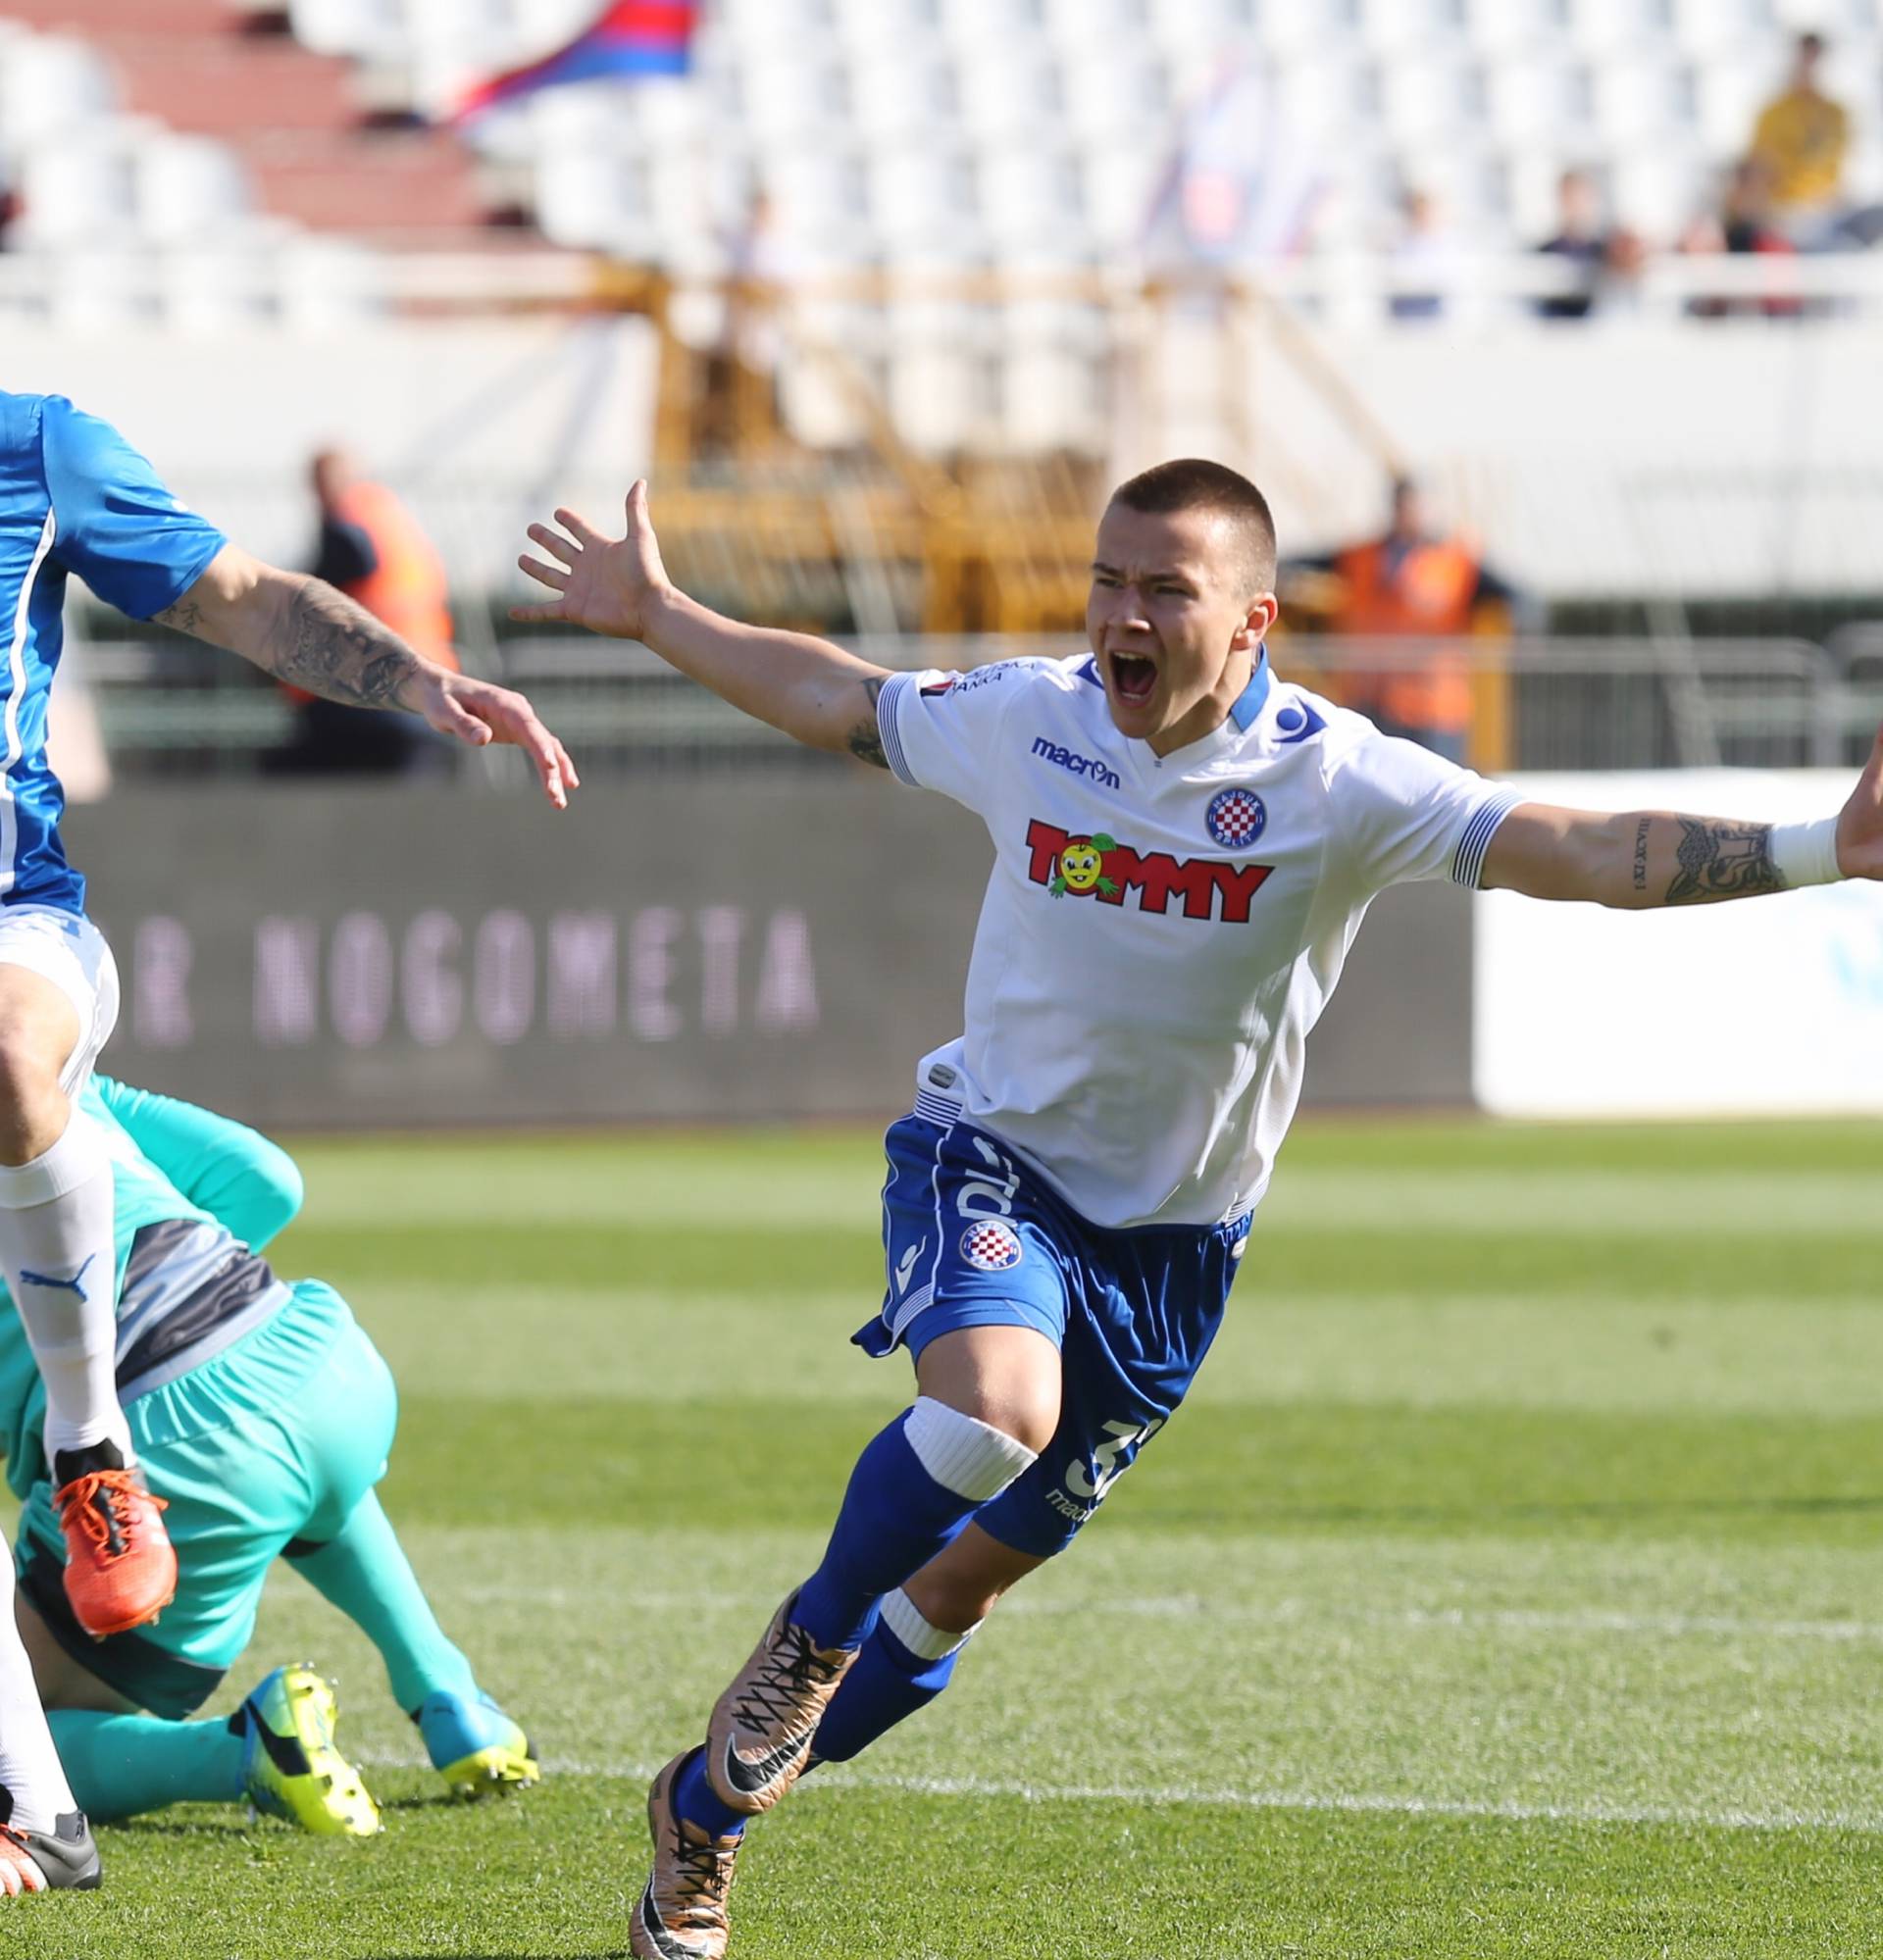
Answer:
[{"left": 67, "top": 630, "right": 1882, "bottom": 784}]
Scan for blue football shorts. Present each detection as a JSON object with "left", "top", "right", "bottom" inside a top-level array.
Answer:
[{"left": 855, "top": 1108, "right": 1249, "bottom": 1557}]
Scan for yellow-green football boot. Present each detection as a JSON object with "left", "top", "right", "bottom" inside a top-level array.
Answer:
[
  {"left": 238, "top": 1664, "right": 382, "bottom": 1836},
  {"left": 418, "top": 1688, "right": 540, "bottom": 1798}
]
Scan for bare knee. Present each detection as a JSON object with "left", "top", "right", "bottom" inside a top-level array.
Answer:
[
  {"left": 902, "top": 1524, "right": 1047, "bottom": 1634},
  {"left": 0, "top": 977, "right": 77, "bottom": 1166},
  {"left": 914, "top": 1325, "right": 1060, "bottom": 1455}
]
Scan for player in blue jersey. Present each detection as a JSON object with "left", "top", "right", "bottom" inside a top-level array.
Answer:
[
  {"left": 0, "top": 391, "right": 569, "bottom": 1897},
  {"left": 518, "top": 462, "right": 1882, "bottom": 1958},
  {"left": 1, "top": 1075, "right": 535, "bottom": 1857}
]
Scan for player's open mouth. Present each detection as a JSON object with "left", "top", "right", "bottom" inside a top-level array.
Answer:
[{"left": 1108, "top": 652, "right": 1157, "bottom": 704}]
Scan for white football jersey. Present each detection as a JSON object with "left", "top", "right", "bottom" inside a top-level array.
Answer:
[{"left": 877, "top": 651, "right": 1519, "bottom": 1230}]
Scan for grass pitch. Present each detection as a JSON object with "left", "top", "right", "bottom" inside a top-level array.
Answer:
[{"left": 8, "top": 1115, "right": 1883, "bottom": 1958}]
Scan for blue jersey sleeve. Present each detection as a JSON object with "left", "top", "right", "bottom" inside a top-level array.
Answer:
[{"left": 37, "top": 396, "right": 227, "bottom": 621}]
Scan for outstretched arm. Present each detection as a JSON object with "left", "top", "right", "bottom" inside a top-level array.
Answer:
[
  {"left": 155, "top": 544, "right": 578, "bottom": 808},
  {"left": 1482, "top": 725, "right": 1883, "bottom": 906},
  {"left": 514, "top": 480, "right": 894, "bottom": 767}
]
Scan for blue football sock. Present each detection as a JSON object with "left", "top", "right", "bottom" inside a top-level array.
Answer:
[
  {"left": 809, "top": 1618, "right": 962, "bottom": 1764},
  {"left": 284, "top": 1489, "right": 478, "bottom": 1715},
  {"left": 47, "top": 1710, "right": 244, "bottom": 1824},
  {"left": 791, "top": 1414, "right": 988, "bottom": 1652},
  {"left": 674, "top": 1747, "right": 746, "bottom": 1839}
]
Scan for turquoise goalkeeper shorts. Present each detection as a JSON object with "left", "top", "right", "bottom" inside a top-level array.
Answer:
[{"left": 16, "top": 1279, "right": 396, "bottom": 1720}]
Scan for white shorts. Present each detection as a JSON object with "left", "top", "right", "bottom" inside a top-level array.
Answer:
[{"left": 0, "top": 906, "right": 120, "bottom": 1096}]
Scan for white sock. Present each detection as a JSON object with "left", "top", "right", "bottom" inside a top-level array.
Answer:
[
  {"left": 0, "top": 1108, "right": 127, "bottom": 1466},
  {"left": 0, "top": 1533, "right": 76, "bottom": 1834},
  {"left": 903, "top": 1396, "right": 1038, "bottom": 1502},
  {"left": 880, "top": 1585, "right": 981, "bottom": 1662}
]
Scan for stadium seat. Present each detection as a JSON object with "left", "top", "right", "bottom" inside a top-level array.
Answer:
[
  {"left": 17, "top": 124, "right": 144, "bottom": 248},
  {"left": 886, "top": 296, "right": 986, "bottom": 450},
  {"left": 1080, "top": 139, "right": 1166, "bottom": 251},
  {"left": 1608, "top": 148, "right": 1711, "bottom": 237},
  {"left": 868, "top": 141, "right": 982, "bottom": 259},
  {"left": 1453, "top": 0, "right": 1569, "bottom": 54},
  {"left": 829, "top": 0, "right": 939, "bottom": 52},
  {"left": 287, "top": 0, "right": 404, "bottom": 60},
  {"left": 1252, "top": 0, "right": 1355, "bottom": 57},
  {"left": 977, "top": 146, "right": 1088, "bottom": 255},
  {"left": 765, "top": 144, "right": 872, "bottom": 257},
  {"left": 955, "top": 46, "right": 1064, "bottom": 141},
  {"left": 1559, "top": 0, "right": 1675, "bottom": 55},
  {"left": 1588, "top": 55, "right": 1700, "bottom": 143},
  {"left": 1692, "top": 53, "right": 1776, "bottom": 154},
  {"left": 1484, "top": 56, "right": 1597, "bottom": 145},
  {"left": 135, "top": 131, "right": 254, "bottom": 245},
  {"left": 1350, "top": 0, "right": 1467, "bottom": 57},
  {"left": 845, "top": 49, "right": 960, "bottom": 145},
  {"left": 0, "top": 31, "right": 117, "bottom": 156},
  {"left": 1058, "top": 51, "right": 1172, "bottom": 144},
  {"left": 998, "top": 297, "right": 1103, "bottom": 450},
  {"left": 1374, "top": 56, "right": 1487, "bottom": 147},
  {"left": 1665, "top": 0, "right": 1775, "bottom": 56}
]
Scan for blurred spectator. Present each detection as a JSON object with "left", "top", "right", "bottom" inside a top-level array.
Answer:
[
  {"left": 1286, "top": 478, "right": 1523, "bottom": 763},
  {"left": 263, "top": 450, "right": 458, "bottom": 779},
  {"left": 701, "top": 187, "right": 793, "bottom": 457},
  {"left": 1534, "top": 169, "right": 1648, "bottom": 319},
  {"left": 1679, "top": 159, "right": 1801, "bottom": 317},
  {"left": 1385, "top": 188, "right": 1459, "bottom": 321},
  {"left": 1748, "top": 32, "right": 1851, "bottom": 243}
]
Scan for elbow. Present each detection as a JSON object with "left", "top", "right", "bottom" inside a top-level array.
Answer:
[{"left": 247, "top": 1147, "right": 306, "bottom": 1251}]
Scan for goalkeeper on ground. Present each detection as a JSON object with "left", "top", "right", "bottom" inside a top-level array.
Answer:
[{"left": 0, "top": 1076, "right": 535, "bottom": 1838}]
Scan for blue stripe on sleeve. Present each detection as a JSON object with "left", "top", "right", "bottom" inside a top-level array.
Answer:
[
  {"left": 878, "top": 671, "right": 921, "bottom": 788},
  {"left": 1450, "top": 790, "right": 1523, "bottom": 889}
]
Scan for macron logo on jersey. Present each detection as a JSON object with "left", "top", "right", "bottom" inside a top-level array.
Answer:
[
  {"left": 1030, "top": 736, "right": 1121, "bottom": 790},
  {"left": 1026, "top": 820, "right": 1274, "bottom": 923}
]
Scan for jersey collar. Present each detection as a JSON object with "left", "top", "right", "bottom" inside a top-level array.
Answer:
[{"left": 1227, "top": 648, "right": 1272, "bottom": 732}]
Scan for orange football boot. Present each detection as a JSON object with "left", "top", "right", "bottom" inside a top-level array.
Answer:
[{"left": 52, "top": 1443, "right": 178, "bottom": 1638}]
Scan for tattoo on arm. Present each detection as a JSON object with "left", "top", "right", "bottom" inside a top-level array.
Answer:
[
  {"left": 263, "top": 578, "right": 424, "bottom": 711},
  {"left": 1631, "top": 817, "right": 1651, "bottom": 892},
  {"left": 845, "top": 676, "right": 889, "bottom": 770},
  {"left": 1664, "top": 818, "right": 1785, "bottom": 904},
  {"left": 153, "top": 595, "right": 204, "bottom": 636}
]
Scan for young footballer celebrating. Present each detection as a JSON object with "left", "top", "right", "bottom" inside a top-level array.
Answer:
[{"left": 517, "top": 459, "right": 1883, "bottom": 1959}]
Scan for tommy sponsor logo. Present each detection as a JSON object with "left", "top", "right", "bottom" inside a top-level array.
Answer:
[
  {"left": 1026, "top": 820, "right": 1275, "bottom": 924},
  {"left": 1031, "top": 736, "right": 1122, "bottom": 790}
]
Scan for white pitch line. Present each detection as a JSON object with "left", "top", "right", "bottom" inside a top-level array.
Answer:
[
  {"left": 352, "top": 1747, "right": 1883, "bottom": 1837},
  {"left": 453, "top": 1583, "right": 1883, "bottom": 1646}
]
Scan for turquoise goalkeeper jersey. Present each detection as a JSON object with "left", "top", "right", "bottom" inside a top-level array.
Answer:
[{"left": 0, "top": 1077, "right": 304, "bottom": 1501}]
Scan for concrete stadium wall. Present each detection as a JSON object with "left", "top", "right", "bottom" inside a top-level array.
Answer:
[
  {"left": 66, "top": 782, "right": 1473, "bottom": 1129},
  {"left": 1476, "top": 770, "right": 1883, "bottom": 1118}
]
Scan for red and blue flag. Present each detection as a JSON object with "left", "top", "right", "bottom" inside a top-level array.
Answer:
[{"left": 452, "top": 2, "right": 697, "bottom": 121}]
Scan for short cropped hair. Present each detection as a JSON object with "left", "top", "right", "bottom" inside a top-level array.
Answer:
[{"left": 1108, "top": 458, "right": 1278, "bottom": 598}]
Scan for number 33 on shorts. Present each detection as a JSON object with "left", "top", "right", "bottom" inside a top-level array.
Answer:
[{"left": 1065, "top": 1417, "right": 1164, "bottom": 1502}]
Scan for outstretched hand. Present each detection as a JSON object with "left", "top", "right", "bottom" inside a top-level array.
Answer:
[
  {"left": 1837, "top": 722, "right": 1883, "bottom": 879},
  {"left": 410, "top": 668, "right": 580, "bottom": 810},
  {"left": 513, "top": 479, "right": 671, "bottom": 642}
]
